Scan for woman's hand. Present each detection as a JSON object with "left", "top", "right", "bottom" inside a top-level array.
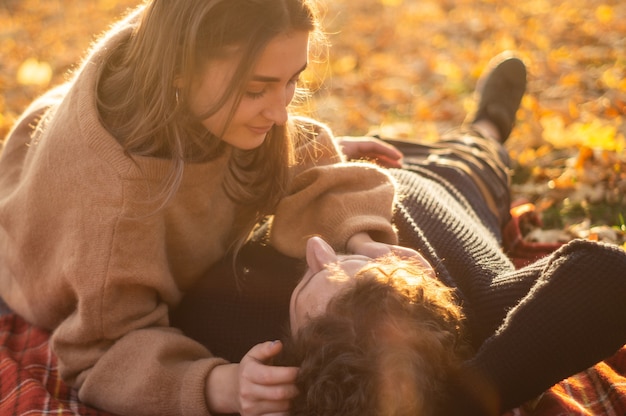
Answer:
[
  {"left": 207, "top": 341, "right": 299, "bottom": 416},
  {"left": 346, "top": 232, "right": 435, "bottom": 277},
  {"left": 346, "top": 232, "right": 419, "bottom": 259},
  {"left": 336, "top": 136, "right": 403, "bottom": 168}
]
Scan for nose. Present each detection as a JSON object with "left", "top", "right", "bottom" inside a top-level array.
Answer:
[
  {"left": 262, "top": 91, "right": 290, "bottom": 125},
  {"left": 305, "top": 237, "right": 338, "bottom": 274}
]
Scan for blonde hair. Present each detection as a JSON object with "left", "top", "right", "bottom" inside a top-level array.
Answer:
[{"left": 96, "top": 0, "right": 325, "bottom": 249}]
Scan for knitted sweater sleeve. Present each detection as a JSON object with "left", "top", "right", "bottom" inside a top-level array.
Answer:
[
  {"left": 55, "top": 323, "right": 227, "bottom": 416},
  {"left": 269, "top": 118, "right": 398, "bottom": 257},
  {"left": 386, "top": 170, "right": 626, "bottom": 414},
  {"left": 447, "top": 240, "right": 626, "bottom": 415},
  {"left": 50, "top": 203, "right": 226, "bottom": 416}
]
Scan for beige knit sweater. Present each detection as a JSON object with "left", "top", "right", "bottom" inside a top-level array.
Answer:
[{"left": 0, "top": 11, "right": 397, "bottom": 416}]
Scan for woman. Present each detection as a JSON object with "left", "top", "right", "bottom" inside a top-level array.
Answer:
[{"left": 0, "top": 1, "right": 414, "bottom": 415}]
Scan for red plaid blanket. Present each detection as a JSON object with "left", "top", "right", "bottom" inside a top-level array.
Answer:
[
  {"left": 0, "top": 314, "right": 116, "bottom": 416},
  {"left": 529, "top": 349, "right": 626, "bottom": 415}
]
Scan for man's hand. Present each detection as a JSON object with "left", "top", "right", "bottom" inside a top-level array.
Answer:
[{"left": 336, "top": 136, "right": 403, "bottom": 168}]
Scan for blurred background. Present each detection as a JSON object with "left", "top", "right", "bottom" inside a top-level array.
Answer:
[{"left": 1, "top": 0, "right": 625, "bottom": 244}]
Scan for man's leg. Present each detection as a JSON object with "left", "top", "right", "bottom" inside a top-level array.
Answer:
[{"left": 384, "top": 54, "right": 526, "bottom": 237}]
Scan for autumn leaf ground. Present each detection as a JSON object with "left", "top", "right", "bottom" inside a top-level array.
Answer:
[{"left": 1, "top": 0, "right": 625, "bottom": 246}]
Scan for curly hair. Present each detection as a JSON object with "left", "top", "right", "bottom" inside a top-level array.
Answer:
[{"left": 279, "top": 256, "right": 470, "bottom": 416}]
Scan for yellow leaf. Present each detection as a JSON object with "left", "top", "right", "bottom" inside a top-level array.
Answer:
[
  {"left": 434, "top": 60, "right": 462, "bottom": 82},
  {"left": 17, "top": 58, "right": 52, "bottom": 87},
  {"left": 516, "top": 148, "right": 539, "bottom": 167},
  {"left": 568, "top": 100, "right": 580, "bottom": 119},
  {"left": 379, "top": 0, "right": 403, "bottom": 6},
  {"left": 595, "top": 5, "right": 614, "bottom": 24},
  {"left": 601, "top": 68, "right": 623, "bottom": 90},
  {"left": 497, "top": 34, "right": 519, "bottom": 52},
  {"left": 570, "top": 119, "right": 618, "bottom": 151},
  {"left": 332, "top": 55, "right": 357, "bottom": 75},
  {"left": 560, "top": 73, "right": 580, "bottom": 87},
  {"left": 540, "top": 114, "right": 570, "bottom": 147}
]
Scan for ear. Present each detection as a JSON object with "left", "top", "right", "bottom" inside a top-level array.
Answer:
[{"left": 305, "top": 236, "right": 338, "bottom": 274}]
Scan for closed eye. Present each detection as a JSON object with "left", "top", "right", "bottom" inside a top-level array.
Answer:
[
  {"left": 245, "top": 89, "right": 266, "bottom": 99},
  {"left": 245, "top": 63, "right": 307, "bottom": 100}
]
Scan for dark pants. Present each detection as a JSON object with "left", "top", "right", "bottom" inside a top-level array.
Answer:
[{"left": 386, "top": 128, "right": 511, "bottom": 234}]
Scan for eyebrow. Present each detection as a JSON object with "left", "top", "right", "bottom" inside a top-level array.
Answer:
[{"left": 251, "top": 63, "right": 308, "bottom": 83}]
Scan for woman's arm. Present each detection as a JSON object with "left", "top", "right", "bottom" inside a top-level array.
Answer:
[{"left": 270, "top": 119, "right": 399, "bottom": 258}]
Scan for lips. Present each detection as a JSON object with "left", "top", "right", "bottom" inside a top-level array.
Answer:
[{"left": 248, "top": 125, "right": 273, "bottom": 135}]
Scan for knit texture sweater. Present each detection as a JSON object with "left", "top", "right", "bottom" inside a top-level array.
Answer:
[
  {"left": 391, "top": 166, "right": 626, "bottom": 413},
  {"left": 0, "top": 11, "right": 398, "bottom": 416}
]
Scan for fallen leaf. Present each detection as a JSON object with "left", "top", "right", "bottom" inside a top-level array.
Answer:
[{"left": 16, "top": 58, "right": 52, "bottom": 87}]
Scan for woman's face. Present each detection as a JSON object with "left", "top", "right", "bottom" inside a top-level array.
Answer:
[{"left": 187, "top": 30, "right": 310, "bottom": 150}]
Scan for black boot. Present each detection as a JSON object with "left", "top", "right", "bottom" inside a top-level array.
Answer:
[{"left": 471, "top": 52, "right": 527, "bottom": 142}]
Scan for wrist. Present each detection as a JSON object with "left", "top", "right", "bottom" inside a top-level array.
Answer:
[
  {"left": 346, "top": 231, "right": 373, "bottom": 253},
  {"left": 205, "top": 363, "right": 239, "bottom": 414}
]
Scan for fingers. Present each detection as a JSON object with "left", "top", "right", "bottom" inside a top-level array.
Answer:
[
  {"left": 390, "top": 245, "right": 437, "bottom": 278},
  {"left": 372, "top": 154, "right": 403, "bottom": 168},
  {"left": 240, "top": 379, "right": 299, "bottom": 404},
  {"left": 349, "top": 240, "right": 435, "bottom": 277},
  {"left": 360, "top": 137, "right": 403, "bottom": 161},
  {"left": 238, "top": 385, "right": 297, "bottom": 416},
  {"left": 389, "top": 245, "right": 420, "bottom": 258},
  {"left": 238, "top": 341, "right": 300, "bottom": 416},
  {"left": 243, "top": 341, "right": 299, "bottom": 385},
  {"left": 245, "top": 340, "right": 283, "bottom": 363},
  {"left": 238, "top": 372, "right": 298, "bottom": 416},
  {"left": 337, "top": 136, "right": 404, "bottom": 167}
]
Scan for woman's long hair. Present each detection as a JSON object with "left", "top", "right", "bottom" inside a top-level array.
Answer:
[{"left": 96, "top": 0, "right": 326, "bottom": 251}]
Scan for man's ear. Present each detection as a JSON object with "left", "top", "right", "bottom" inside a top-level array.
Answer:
[{"left": 305, "top": 236, "right": 338, "bottom": 274}]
